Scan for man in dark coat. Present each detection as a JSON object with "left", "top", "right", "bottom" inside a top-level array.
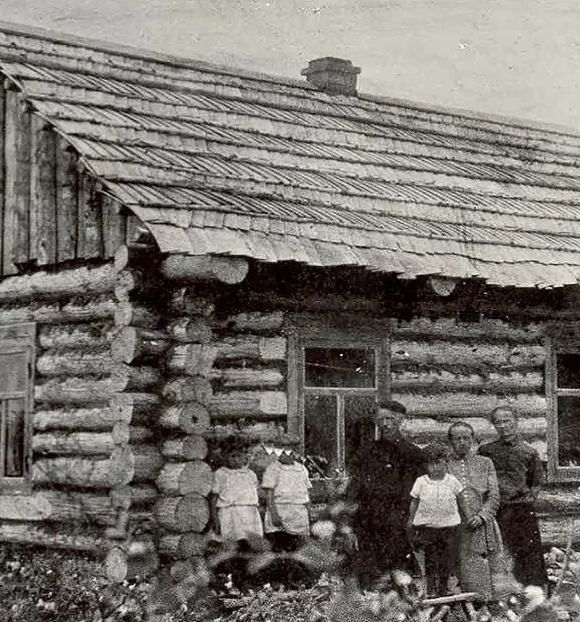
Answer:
[
  {"left": 479, "top": 406, "right": 547, "bottom": 588},
  {"left": 348, "top": 400, "right": 424, "bottom": 589}
]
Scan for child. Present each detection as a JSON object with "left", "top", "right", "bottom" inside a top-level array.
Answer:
[
  {"left": 407, "top": 443, "right": 466, "bottom": 596},
  {"left": 209, "top": 437, "right": 263, "bottom": 590},
  {"left": 262, "top": 449, "right": 313, "bottom": 587}
]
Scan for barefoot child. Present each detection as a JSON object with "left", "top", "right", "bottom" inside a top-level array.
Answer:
[
  {"left": 407, "top": 443, "right": 467, "bottom": 596},
  {"left": 209, "top": 437, "right": 263, "bottom": 589},
  {"left": 262, "top": 450, "right": 312, "bottom": 586}
]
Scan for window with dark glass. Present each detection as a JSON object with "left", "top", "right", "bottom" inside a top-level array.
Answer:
[
  {"left": 0, "top": 323, "right": 34, "bottom": 489},
  {"left": 295, "top": 341, "right": 386, "bottom": 479}
]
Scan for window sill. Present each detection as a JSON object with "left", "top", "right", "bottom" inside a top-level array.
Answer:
[{"left": 548, "top": 466, "right": 580, "bottom": 483}]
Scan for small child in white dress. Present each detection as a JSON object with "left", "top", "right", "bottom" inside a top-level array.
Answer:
[
  {"left": 209, "top": 437, "right": 263, "bottom": 589},
  {"left": 407, "top": 443, "right": 467, "bottom": 595}
]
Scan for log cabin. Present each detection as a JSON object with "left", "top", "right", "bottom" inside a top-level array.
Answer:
[{"left": 0, "top": 21, "right": 579, "bottom": 582}]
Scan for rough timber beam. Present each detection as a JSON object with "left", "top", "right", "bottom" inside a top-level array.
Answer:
[{"left": 161, "top": 254, "right": 249, "bottom": 284}]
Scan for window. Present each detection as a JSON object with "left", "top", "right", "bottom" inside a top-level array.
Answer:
[
  {"left": 0, "top": 323, "right": 34, "bottom": 491},
  {"left": 288, "top": 318, "right": 388, "bottom": 480},
  {"left": 547, "top": 346, "right": 580, "bottom": 481}
]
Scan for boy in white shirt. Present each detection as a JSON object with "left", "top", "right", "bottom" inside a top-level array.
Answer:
[{"left": 407, "top": 443, "right": 467, "bottom": 595}]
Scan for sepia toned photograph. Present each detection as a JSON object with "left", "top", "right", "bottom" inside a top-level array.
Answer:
[{"left": 0, "top": 1, "right": 578, "bottom": 620}]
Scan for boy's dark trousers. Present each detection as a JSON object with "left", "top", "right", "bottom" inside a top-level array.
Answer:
[
  {"left": 412, "top": 526, "right": 458, "bottom": 595},
  {"left": 266, "top": 531, "right": 314, "bottom": 587}
]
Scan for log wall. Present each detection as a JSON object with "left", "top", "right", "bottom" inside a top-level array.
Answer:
[
  {"left": 0, "top": 79, "right": 139, "bottom": 277},
  {"left": 0, "top": 255, "right": 164, "bottom": 574}
]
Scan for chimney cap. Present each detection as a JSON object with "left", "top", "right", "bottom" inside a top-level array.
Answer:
[{"left": 301, "top": 57, "right": 361, "bottom": 96}]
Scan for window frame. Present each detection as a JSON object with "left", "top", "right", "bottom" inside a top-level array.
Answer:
[
  {"left": 546, "top": 338, "right": 580, "bottom": 483},
  {"left": 0, "top": 322, "right": 35, "bottom": 494},
  {"left": 287, "top": 314, "right": 389, "bottom": 477}
]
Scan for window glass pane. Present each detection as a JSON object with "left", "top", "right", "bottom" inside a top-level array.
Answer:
[
  {"left": 344, "top": 394, "right": 377, "bottom": 473},
  {"left": 557, "top": 353, "right": 580, "bottom": 389},
  {"left": 304, "top": 394, "right": 338, "bottom": 478},
  {"left": 4, "top": 399, "right": 25, "bottom": 477},
  {"left": 304, "top": 348, "right": 375, "bottom": 388},
  {"left": 0, "top": 352, "right": 27, "bottom": 393},
  {"left": 557, "top": 396, "right": 580, "bottom": 467}
]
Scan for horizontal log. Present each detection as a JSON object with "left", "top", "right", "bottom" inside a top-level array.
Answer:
[
  {"left": 163, "top": 377, "right": 213, "bottom": 405},
  {"left": 108, "top": 445, "right": 163, "bottom": 485},
  {"left": 161, "top": 436, "right": 208, "bottom": 461},
  {"left": 401, "top": 416, "right": 547, "bottom": 444},
  {"left": 210, "top": 391, "right": 288, "bottom": 418},
  {"left": 167, "top": 318, "right": 212, "bottom": 343},
  {"left": 110, "top": 393, "right": 160, "bottom": 426},
  {"left": 166, "top": 343, "right": 218, "bottom": 376},
  {"left": 169, "top": 288, "right": 215, "bottom": 317},
  {"left": 245, "top": 291, "right": 385, "bottom": 313},
  {"left": 0, "top": 490, "right": 115, "bottom": 525},
  {"left": 391, "top": 340, "right": 545, "bottom": 371},
  {"left": 158, "top": 533, "right": 207, "bottom": 559},
  {"left": 154, "top": 494, "right": 209, "bottom": 532},
  {"left": 0, "top": 294, "right": 117, "bottom": 325},
  {"left": 111, "top": 423, "right": 154, "bottom": 445},
  {"left": 111, "top": 326, "right": 168, "bottom": 364},
  {"left": 0, "top": 522, "right": 105, "bottom": 552},
  {"left": 0, "top": 263, "right": 116, "bottom": 302},
  {"left": 214, "top": 368, "right": 284, "bottom": 388},
  {"left": 110, "top": 484, "right": 158, "bottom": 510},
  {"left": 106, "top": 538, "right": 159, "bottom": 583},
  {"left": 34, "top": 407, "right": 117, "bottom": 431},
  {"left": 114, "top": 301, "right": 160, "bottom": 329},
  {"left": 36, "top": 352, "right": 113, "bottom": 377},
  {"left": 540, "top": 516, "right": 580, "bottom": 548},
  {"left": 391, "top": 370, "right": 543, "bottom": 393},
  {"left": 38, "top": 323, "right": 115, "bottom": 350},
  {"left": 32, "top": 457, "right": 113, "bottom": 488},
  {"left": 161, "top": 255, "right": 249, "bottom": 284},
  {"left": 32, "top": 431, "right": 115, "bottom": 456},
  {"left": 390, "top": 317, "right": 545, "bottom": 343},
  {"left": 207, "top": 422, "right": 298, "bottom": 445},
  {"left": 156, "top": 461, "right": 213, "bottom": 496},
  {"left": 392, "top": 392, "right": 547, "bottom": 419},
  {"left": 536, "top": 488, "right": 580, "bottom": 515},
  {"left": 158, "top": 403, "right": 210, "bottom": 433},
  {"left": 216, "top": 336, "right": 287, "bottom": 362},
  {"left": 36, "top": 370, "right": 159, "bottom": 404},
  {"left": 218, "top": 311, "right": 285, "bottom": 333}
]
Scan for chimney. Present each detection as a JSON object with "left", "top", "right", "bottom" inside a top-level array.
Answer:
[{"left": 301, "top": 57, "right": 361, "bottom": 96}]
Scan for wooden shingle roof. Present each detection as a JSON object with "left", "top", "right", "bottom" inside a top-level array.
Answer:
[{"left": 2, "top": 22, "right": 580, "bottom": 288}]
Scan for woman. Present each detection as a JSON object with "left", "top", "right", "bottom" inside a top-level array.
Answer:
[{"left": 447, "top": 422, "right": 506, "bottom": 601}]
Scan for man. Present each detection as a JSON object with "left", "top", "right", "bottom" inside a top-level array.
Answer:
[
  {"left": 447, "top": 422, "right": 504, "bottom": 600},
  {"left": 348, "top": 400, "right": 424, "bottom": 589},
  {"left": 479, "top": 407, "right": 547, "bottom": 587}
]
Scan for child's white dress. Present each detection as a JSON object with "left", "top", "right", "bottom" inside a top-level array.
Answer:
[
  {"left": 262, "top": 461, "right": 311, "bottom": 536},
  {"left": 212, "top": 466, "right": 264, "bottom": 541}
]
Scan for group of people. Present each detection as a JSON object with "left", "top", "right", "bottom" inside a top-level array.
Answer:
[
  {"left": 206, "top": 400, "right": 547, "bottom": 599},
  {"left": 208, "top": 436, "right": 313, "bottom": 588},
  {"left": 349, "top": 400, "right": 546, "bottom": 599}
]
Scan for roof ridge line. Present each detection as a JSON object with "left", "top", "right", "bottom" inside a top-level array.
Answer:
[
  {"left": 0, "top": 20, "right": 313, "bottom": 90},
  {"left": 2, "top": 20, "right": 580, "bottom": 141}
]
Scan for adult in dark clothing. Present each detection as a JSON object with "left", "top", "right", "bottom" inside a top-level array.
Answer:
[
  {"left": 347, "top": 400, "right": 424, "bottom": 589},
  {"left": 479, "top": 406, "right": 547, "bottom": 588}
]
